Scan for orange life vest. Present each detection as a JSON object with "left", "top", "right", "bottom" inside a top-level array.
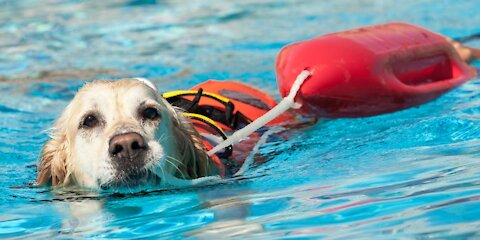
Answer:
[{"left": 163, "top": 80, "right": 299, "bottom": 176}]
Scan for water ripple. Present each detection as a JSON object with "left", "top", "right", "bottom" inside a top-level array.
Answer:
[{"left": 1, "top": 0, "right": 480, "bottom": 239}]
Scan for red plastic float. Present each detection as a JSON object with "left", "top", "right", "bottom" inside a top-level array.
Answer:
[
  {"left": 276, "top": 22, "right": 477, "bottom": 118},
  {"left": 167, "top": 22, "right": 479, "bottom": 158}
]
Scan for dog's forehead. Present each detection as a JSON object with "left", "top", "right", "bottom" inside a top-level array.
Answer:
[{"left": 78, "top": 79, "right": 159, "bottom": 105}]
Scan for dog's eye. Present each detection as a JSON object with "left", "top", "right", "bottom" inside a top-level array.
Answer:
[
  {"left": 82, "top": 115, "right": 99, "bottom": 128},
  {"left": 142, "top": 107, "right": 160, "bottom": 120}
]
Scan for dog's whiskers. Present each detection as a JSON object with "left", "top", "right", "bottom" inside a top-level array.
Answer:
[
  {"left": 166, "top": 156, "right": 186, "bottom": 180},
  {"left": 158, "top": 159, "right": 167, "bottom": 187},
  {"left": 166, "top": 155, "right": 185, "bottom": 167},
  {"left": 157, "top": 133, "right": 167, "bottom": 144}
]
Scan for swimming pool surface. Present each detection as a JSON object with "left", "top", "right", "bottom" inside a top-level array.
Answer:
[{"left": 1, "top": 0, "right": 480, "bottom": 238}]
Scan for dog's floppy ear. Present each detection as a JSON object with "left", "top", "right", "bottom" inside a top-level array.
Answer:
[
  {"left": 37, "top": 109, "right": 74, "bottom": 186},
  {"left": 37, "top": 134, "right": 71, "bottom": 186},
  {"left": 167, "top": 109, "right": 220, "bottom": 179},
  {"left": 172, "top": 116, "right": 220, "bottom": 178}
]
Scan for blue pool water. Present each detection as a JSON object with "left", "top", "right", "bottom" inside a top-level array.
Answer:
[{"left": 1, "top": 0, "right": 480, "bottom": 238}]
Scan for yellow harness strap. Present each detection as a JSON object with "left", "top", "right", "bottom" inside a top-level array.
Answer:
[
  {"left": 182, "top": 113, "right": 229, "bottom": 140},
  {"left": 162, "top": 90, "right": 231, "bottom": 104},
  {"left": 163, "top": 90, "right": 234, "bottom": 157}
]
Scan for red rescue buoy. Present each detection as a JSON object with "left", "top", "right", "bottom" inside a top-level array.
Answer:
[{"left": 276, "top": 22, "right": 477, "bottom": 118}]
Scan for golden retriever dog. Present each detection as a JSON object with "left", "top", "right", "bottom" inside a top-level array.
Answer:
[{"left": 37, "top": 78, "right": 220, "bottom": 190}]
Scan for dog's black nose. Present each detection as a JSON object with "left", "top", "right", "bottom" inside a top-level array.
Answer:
[{"left": 109, "top": 132, "right": 147, "bottom": 158}]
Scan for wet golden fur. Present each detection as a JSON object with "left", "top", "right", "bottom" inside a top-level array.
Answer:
[{"left": 37, "top": 79, "right": 218, "bottom": 189}]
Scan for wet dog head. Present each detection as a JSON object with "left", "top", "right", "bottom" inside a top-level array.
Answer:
[{"left": 37, "top": 79, "right": 218, "bottom": 190}]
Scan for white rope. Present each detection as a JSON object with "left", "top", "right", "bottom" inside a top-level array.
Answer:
[
  {"left": 207, "top": 70, "right": 311, "bottom": 156},
  {"left": 233, "top": 127, "right": 279, "bottom": 176}
]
